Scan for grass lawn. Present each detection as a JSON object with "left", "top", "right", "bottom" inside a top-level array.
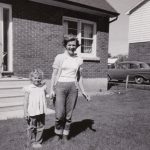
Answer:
[{"left": 1, "top": 88, "right": 150, "bottom": 150}]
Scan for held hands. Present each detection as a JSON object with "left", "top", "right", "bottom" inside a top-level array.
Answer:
[
  {"left": 50, "top": 90, "right": 56, "bottom": 104},
  {"left": 50, "top": 90, "right": 56, "bottom": 100},
  {"left": 46, "top": 94, "right": 53, "bottom": 104}
]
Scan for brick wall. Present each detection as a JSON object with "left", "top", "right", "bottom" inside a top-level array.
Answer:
[
  {"left": 0, "top": 0, "right": 109, "bottom": 79},
  {"left": 13, "top": 19, "right": 63, "bottom": 78},
  {"left": 11, "top": 1, "right": 64, "bottom": 78},
  {"left": 129, "top": 41, "right": 150, "bottom": 64}
]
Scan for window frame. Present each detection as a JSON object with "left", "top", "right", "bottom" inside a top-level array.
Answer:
[{"left": 63, "top": 16, "right": 97, "bottom": 59}]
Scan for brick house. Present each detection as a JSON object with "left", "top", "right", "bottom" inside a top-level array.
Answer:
[
  {"left": 0, "top": 0, "right": 118, "bottom": 91},
  {"left": 127, "top": 0, "right": 150, "bottom": 65}
]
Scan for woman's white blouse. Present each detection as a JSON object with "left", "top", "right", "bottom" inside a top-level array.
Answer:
[
  {"left": 53, "top": 53, "right": 83, "bottom": 82},
  {"left": 23, "top": 84, "right": 47, "bottom": 116}
]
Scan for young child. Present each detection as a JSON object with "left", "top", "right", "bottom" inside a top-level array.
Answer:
[{"left": 23, "top": 69, "right": 48, "bottom": 149}]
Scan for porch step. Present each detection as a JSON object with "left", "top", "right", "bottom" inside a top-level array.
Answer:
[
  {"left": 0, "top": 77, "right": 30, "bottom": 112},
  {"left": 0, "top": 86, "right": 24, "bottom": 94},
  {"left": 0, "top": 94, "right": 24, "bottom": 102},
  {"left": 0, "top": 76, "right": 54, "bottom": 119},
  {"left": 0, "top": 92, "right": 24, "bottom": 112},
  {"left": 0, "top": 77, "right": 30, "bottom": 86},
  {"left": 0, "top": 101, "right": 23, "bottom": 112}
]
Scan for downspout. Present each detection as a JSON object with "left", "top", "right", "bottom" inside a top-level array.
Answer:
[{"left": 109, "top": 16, "right": 118, "bottom": 23}]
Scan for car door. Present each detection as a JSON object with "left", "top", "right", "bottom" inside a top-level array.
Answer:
[
  {"left": 108, "top": 63, "right": 128, "bottom": 80},
  {"left": 127, "top": 63, "right": 139, "bottom": 80}
]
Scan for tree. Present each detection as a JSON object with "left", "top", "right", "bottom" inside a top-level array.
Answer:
[
  {"left": 114, "top": 54, "right": 128, "bottom": 68},
  {"left": 116, "top": 54, "right": 128, "bottom": 62}
]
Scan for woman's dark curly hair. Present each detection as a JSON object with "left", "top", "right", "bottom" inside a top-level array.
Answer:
[{"left": 63, "top": 34, "right": 80, "bottom": 48}]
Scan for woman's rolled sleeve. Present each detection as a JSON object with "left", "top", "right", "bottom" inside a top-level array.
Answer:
[
  {"left": 78, "top": 57, "right": 83, "bottom": 67},
  {"left": 52, "top": 55, "right": 61, "bottom": 69}
]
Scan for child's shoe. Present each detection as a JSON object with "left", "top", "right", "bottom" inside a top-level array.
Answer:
[
  {"left": 52, "top": 135, "right": 62, "bottom": 143},
  {"left": 63, "top": 135, "right": 69, "bottom": 141},
  {"left": 62, "top": 135, "right": 69, "bottom": 144},
  {"left": 32, "top": 143, "right": 42, "bottom": 149}
]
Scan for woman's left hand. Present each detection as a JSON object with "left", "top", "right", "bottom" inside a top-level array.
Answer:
[{"left": 82, "top": 93, "right": 91, "bottom": 101}]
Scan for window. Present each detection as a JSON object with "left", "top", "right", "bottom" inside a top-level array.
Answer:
[
  {"left": 139, "top": 63, "right": 150, "bottom": 69},
  {"left": 121, "top": 64, "right": 128, "bottom": 69},
  {"left": 118, "top": 63, "right": 128, "bottom": 69},
  {"left": 0, "top": 3, "right": 12, "bottom": 72},
  {"left": 129, "top": 63, "right": 138, "bottom": 69},
  {"left": 63, "top": 17, "right": 97, "bottom": 59}
]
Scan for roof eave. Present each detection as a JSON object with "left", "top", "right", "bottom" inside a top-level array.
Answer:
[
  {"left": 29, "top": 0, "right": 119, "bottom": 17},
  {"left": 126, "top": 0, "right": 148, "bottom": 15}
]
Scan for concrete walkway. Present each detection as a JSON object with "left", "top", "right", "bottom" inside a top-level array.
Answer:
[{"left": 0, "top": 108, "right": 55, "bottom": 120}]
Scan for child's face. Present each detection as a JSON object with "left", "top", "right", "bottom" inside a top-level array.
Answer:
[{"left": 31, "top": 75, "right": 42, "bottom": 86}]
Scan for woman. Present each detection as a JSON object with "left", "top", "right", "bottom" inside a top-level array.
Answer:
[{"left": 50, "top": 34, "right": 90, "bottom": 142}]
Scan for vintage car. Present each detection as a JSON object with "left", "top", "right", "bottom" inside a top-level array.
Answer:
[{"left": 108, "top": 61, "right": 150, "bottom": 84}]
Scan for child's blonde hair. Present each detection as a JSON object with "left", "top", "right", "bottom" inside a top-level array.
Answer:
[{"left": 29, "top": 68, "right": 44, "bottom": 81}]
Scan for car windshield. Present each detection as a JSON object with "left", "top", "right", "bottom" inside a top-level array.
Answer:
[{"left": 139, "top": 63, "right": 150, "bottom": 69}]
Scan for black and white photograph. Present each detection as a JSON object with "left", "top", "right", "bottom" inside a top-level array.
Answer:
[{"left": 0, "top": 0, "right": 150, "bottom": 149}]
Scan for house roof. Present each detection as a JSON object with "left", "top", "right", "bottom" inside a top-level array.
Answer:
[
  {"left": 30, "top": 0, "right": 119, "bottom": 17},
  {"left": 126, "top": 0, "right": 148, "bottom": 15},
  {"left": 61, "top": 0, "right": 119, "bottom": 15}
]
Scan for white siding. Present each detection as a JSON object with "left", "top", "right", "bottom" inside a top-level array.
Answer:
[{"left": 128, "top": 1, "right": 150, "bottom": 43}]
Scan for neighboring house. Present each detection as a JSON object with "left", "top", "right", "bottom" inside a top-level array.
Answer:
[
  {"left": 0, "top": 0, "right": 118, "bottom": 91},
  {"left": 127, "top": 0, "right": 150, "bottom": 65}
]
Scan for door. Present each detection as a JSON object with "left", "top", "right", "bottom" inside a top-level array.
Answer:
[
  {"left": 109, "top": 63, "right": 129, "bottom": 80},
  {"left": 0, "top": 7, "right": 3, "bottom": 70},
  {"left": 0, "top": 4, "right": 12, "bottom": 72}
]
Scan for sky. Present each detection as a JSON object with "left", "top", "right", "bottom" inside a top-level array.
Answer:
[{"left": 106, "top": 0, "right": 142, "bottom": 56}]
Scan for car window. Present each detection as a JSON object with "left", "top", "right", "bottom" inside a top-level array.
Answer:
[
  {"left": 118, "top": 63, "right": 128, "bottom": 69},
  {"left": 108, "top": 64, "right": 115, "bottom": 69},
  {"left": 139, "top": 63, "right": 150, "bottom": 69},
  {"left": 129, "top": 63, "right": 138, "bottom": 69}
]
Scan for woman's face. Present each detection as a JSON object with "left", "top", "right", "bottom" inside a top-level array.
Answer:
[{"left": 66, "top": 40, "right": 77, "bottom": 56}]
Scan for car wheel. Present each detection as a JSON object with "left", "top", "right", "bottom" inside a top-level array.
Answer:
[{"left": 135, "top": 76, "right": 144, "bottom": 84}]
